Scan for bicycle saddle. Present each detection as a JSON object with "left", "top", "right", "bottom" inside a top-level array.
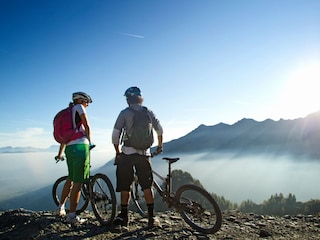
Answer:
[{"left": 162, "top": 157, "right": 180, "bottom": 163}]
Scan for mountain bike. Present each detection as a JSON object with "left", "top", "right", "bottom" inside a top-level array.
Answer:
[
  {"left": 52, "top": 145, "right": 117, "bottom": 226},
  {"left": 131, "top": 156, "right": 222, "bottom": 234}
]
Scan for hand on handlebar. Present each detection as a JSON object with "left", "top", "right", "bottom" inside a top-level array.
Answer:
[
  {"left": 55, "top": 155, "right": 65, "bottom": 163},
  {"left": 151, "top": 146, "right": 163, "bottom": 157}
]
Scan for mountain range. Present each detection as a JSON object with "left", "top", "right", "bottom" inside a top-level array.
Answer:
[
  {"left": 164, "top": 111, "right": 320, "bottom": 159},
  {"left": 2, "top": 111, "right": 320, "bottom": 158},
  {"left": 0, "top": 145, "right": 58, "bottom": 153}
]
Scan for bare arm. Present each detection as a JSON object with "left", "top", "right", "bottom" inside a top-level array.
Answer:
[
  {"left": 55, "top": 143, "right": 66, "bottom": 160},
  {"left": 157, "top": 134, "right": 163, "bottom": 149},
  {"left": 112, "top": 128, "right": 122, "bottom": 154},
  {"left": 113, "top": 144, "right": 121, "bottom": 154},
  {"left": 58, "top": 144, "right": 66, "bottom": 157},
  {"left": 79, "top": 113, "right": 91, "bottom": 143}
]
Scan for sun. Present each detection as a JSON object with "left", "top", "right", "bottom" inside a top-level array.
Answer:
[{"left": 276, "top": 61, "right": 320, "bottom": 119}]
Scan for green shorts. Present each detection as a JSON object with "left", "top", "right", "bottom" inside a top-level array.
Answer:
[{"left": 65, "top": 144, "right": 90, "bottom": 183}]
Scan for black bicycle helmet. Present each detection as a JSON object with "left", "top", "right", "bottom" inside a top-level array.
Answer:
[
  {"left": 124, "top": 86, "right": 141, "bottom": 97},
  {"left": 72, "top": 92, "right": 93, "bottom": 103}
]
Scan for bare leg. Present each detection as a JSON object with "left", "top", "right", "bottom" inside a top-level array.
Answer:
[
  {"left": 120, "top": 191, "right": 131, "bottom": 205},
  {"left": 144, "top": 188, "right": 154, "bottom": 204},
  {"left": 69, "top": 182, "right": 82, "bottom": 213},
  {"left": 60, "top": 178, "right": 72, "bottom": 206}
]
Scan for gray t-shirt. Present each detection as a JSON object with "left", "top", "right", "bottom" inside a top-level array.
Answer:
[{"left": 112, "top": 104, "right": 163, "bottom": 155}]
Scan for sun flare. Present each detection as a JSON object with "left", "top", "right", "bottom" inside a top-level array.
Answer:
[{"left": 277, "top": 61, "right": 320, "bottom": 119}]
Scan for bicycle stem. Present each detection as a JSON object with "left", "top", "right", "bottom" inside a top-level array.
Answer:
[{"left": 167, "top": 161, "right": 173, "bottom": 194}]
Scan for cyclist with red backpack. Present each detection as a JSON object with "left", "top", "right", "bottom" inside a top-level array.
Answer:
[
  {"left": 112, "top": 86, "right": 163, "bottom": 228},
  {"left": 54, "top": 91, "right": 93, "bottom": 224}
]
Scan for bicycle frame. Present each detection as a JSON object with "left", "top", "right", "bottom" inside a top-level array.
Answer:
[
  {"left": 150, "top": 158, "right": 180, "bottom": 208},
  {"left": 131, "top": 156, "right": 222, "bottom": 234}
]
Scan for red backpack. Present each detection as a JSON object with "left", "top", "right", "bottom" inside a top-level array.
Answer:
[{"left": 53, "top": 105, "right": 84, "bottom": 144}]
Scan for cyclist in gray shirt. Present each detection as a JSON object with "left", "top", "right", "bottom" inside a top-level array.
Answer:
[{"left": 111, "top": 86, "right": 163, "bottom": 228}]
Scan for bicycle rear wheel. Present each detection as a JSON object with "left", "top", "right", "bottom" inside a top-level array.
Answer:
[
  {"left": 52, "top": 176, "right": 89, "bottom": 215},
  {"left": 90, "top": 173, "right": 117, "bottom": 225},
  {"left": 175, "top": 184, "right": 222, "bottom": 234},
  {"left": 130, "top": 175, "right": 148, "bottom": 216}
]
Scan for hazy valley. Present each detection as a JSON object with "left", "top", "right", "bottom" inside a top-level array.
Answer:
[{"left": 1, "top": 112, "right": 320, "bottom": 211}]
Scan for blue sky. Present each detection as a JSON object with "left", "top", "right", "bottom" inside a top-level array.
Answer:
[{"left": 1, "top": 0, "right": 319, "bottom": 150}]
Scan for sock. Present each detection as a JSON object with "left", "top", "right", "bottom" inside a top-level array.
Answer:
[
  {"left": 68, "top": 212, "right": 76, "bottom": 218},
  {"left": 147, "top": 203, "right": 154, "bottom": 218},
  {"left": 121, "top": 204, "right": 128, "bottom": 216},
  {"left": 59, "top": 203, "right": 65, "bottom": 210}
]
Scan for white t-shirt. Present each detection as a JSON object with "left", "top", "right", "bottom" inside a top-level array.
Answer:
[{"left": 67, "top": 103, "right": 89, "bottom": 145}]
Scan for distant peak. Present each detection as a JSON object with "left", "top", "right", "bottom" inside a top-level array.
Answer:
[{"left": 233, "top": 118, "right": 257, "bottom": 125}]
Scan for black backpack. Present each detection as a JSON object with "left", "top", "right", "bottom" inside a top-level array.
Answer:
[{"left": 124, "top": 107, "right": 154, "bottom": 150}]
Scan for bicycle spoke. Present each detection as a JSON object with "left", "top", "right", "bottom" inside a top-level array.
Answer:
[
  {"left": 52, "top": 176, "right": 89, "bottom": 215},
  {"left": 176, "top": 184, "right": 222, "bottom": 234},
  {"left": 91, "top": 174, "right": 116, "bottom": 226}
]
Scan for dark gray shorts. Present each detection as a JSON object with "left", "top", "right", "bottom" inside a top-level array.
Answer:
[{"left": 116, "top": 153, "right": 153, "bottom": 192}]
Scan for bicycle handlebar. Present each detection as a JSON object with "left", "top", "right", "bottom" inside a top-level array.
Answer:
[
  {"left": 55, "top": 155, "right": 65, "bottom": 163},
  {"left": 151, "top": 146, "right": 163, "bottom": 157}
]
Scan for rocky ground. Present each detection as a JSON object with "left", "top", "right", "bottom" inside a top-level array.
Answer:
[{"left": 1, "top": 208, "right": 320, "bottom": 239}]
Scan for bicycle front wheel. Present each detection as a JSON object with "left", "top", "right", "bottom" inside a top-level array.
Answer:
[
  {"left": 175, "top": 184, "right": 222, "bottom": 234},
  {"left": 52, "top": 176, "right": 89, "bottom": 215},
  {"left": 90, "top": 173, "right": 117, "bottom": 226}
]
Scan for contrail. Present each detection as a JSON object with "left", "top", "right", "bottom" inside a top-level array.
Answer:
[{"left": 119, "top": 32, "right": 145, "bottom": 39}]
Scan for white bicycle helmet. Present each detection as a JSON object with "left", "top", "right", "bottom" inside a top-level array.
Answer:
[{"left": 72, "top": 92, "right": 93, "bottom": 103}]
